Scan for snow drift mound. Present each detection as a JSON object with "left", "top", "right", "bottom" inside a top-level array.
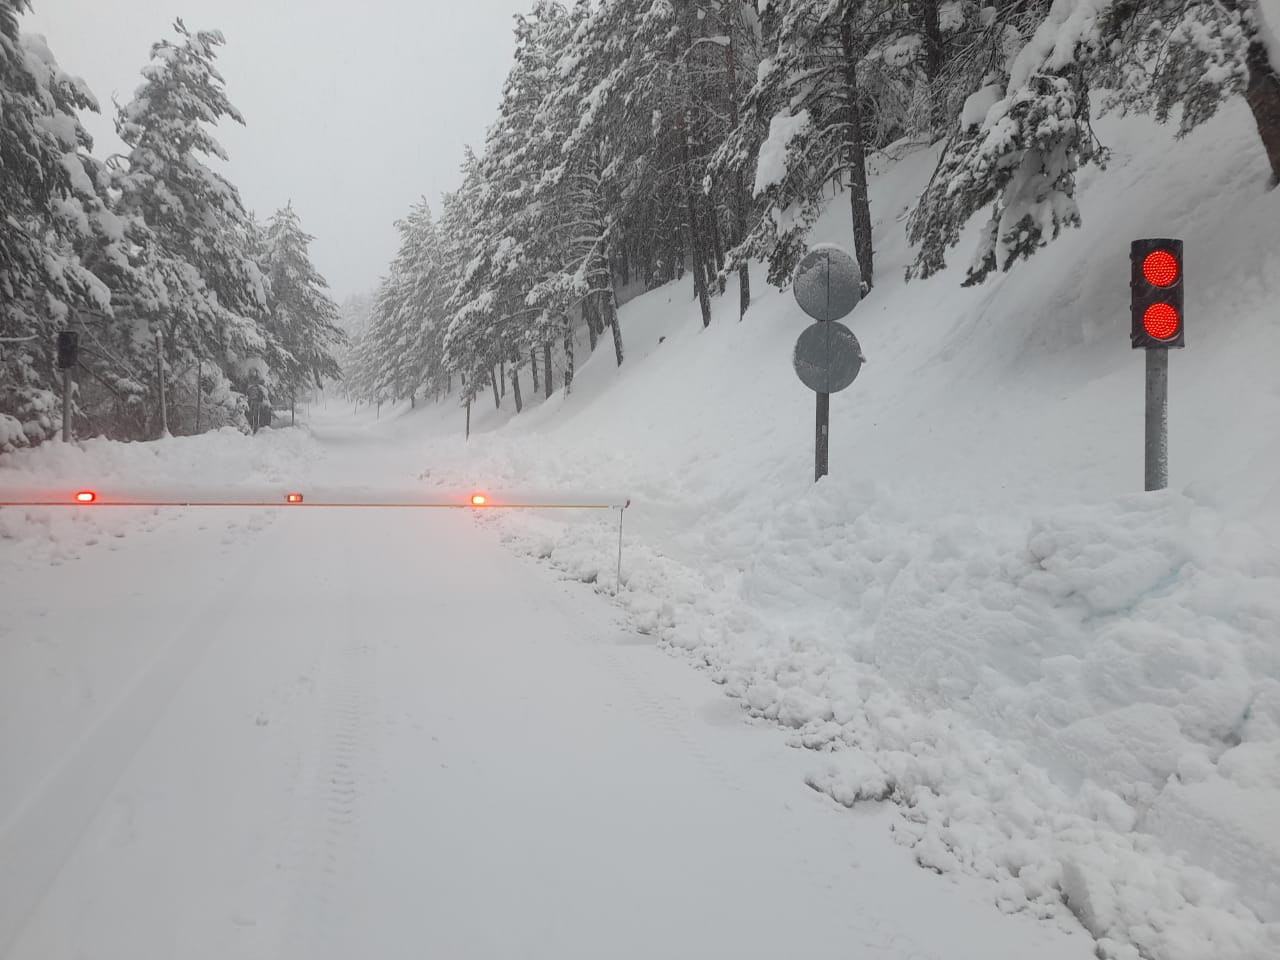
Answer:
[{"left": 391, "top": 92, "right": 1280, "bottom": 960}]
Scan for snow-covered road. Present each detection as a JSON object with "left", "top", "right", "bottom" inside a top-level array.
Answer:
[{"left": 0, "top": 423, "right": 1093, "bottom": 959}]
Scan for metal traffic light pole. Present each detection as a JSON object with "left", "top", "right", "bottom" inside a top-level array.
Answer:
[
  {"left": 1145, "top": 349, "right": 1168, "bottom": 492},
  {"left": 1130, "top": 239, "right": 1183, "bottom": 493}
]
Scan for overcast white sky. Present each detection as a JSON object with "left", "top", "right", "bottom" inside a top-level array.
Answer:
[{"left": 23, "top": 0, "right": 535, "bottom": 300}]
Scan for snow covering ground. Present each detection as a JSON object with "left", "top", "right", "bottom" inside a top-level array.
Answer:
[
  {"left": 0, "top": 420, "right": 1093, "bottom": 960},
  {"left": 344, "top": 97, "right": 1279, "bottom": 960},
  {"left": 0, "top": 96, "right": 1276, "bottom": 960}
]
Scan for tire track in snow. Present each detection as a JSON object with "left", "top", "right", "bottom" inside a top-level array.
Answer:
[
  {"left": 0, "top": 514, "right": 282, "bottom": 956},
  {"left": 279, "top": 539, "right": 377, "bottom": 960}
]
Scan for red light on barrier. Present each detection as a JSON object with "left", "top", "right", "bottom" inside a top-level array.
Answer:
[
  {"left": 286, "top": 493, "right": 303, "bottom": 503},
  {"left": 1143, "top": 303, "right": 1180, "bottom": 340},
  {"left": 471, "top": 494, "right": 487, "bottom": 506},
  {"left": 1142, "top": 250, "right": 1179, "bottom": 287},
  {"left": 75, "top": 491, "right": 96, "bottom": 503}
]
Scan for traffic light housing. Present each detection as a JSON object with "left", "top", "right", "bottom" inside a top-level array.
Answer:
[
  {"left": 56, "top": 330, "right": 79, "bottom": 369},
  {"left": 1131, "top": 239, "right": 1184, "bottom": 349}
]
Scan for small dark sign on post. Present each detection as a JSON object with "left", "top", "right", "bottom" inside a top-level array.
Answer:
[
  {"left": 791, "top": 245, "right": 864, "bottom": 482},
  {"left": 57, "top": 331, "right": 79, "bottom": 442},
  {"left": 56, "top": 331, "right": 79, "bottom": 369}
]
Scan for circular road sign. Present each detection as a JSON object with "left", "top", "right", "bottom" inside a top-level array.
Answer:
[
  {"left": 792, "top": 245, "right": 862, "bottom": 322},
  {"left": 793, "top": 321, "right": 864, "bottom": 394}
]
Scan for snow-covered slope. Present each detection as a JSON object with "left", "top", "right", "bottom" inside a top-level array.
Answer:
[
  {"left": 2, "top": 93, "right": 1275, "bottom": 960},
  {"left": 375, "top": 97, "right": 1280, "bottom": 960}
]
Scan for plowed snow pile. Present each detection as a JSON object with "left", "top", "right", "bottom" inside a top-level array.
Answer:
[{"left": 386, "top": 96, "right": 1280, "bottom": 960}]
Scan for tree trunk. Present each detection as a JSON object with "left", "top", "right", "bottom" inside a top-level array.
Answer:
[
  {"left": 562, "top": 320, "right": 575, "bottom": 394},
  {"left": 708, "top": 197, "right": 727, "bottom": 294},
  {"left": 912, "top": 0, "right": 946, "bottom": 129},
  {"left": 601, "top": 286, "right": 624, "bottom": 367},
  {"left": 840, "top": 20, "right": 875, "bottom": 287},
  {"left": 499, "top": 358, "right": 506, "bottom": 397},
  {"left": 724, "top": 4, "right": 751, "bottom": 319},
  {"left": 510, "top": 363, "right": 523, "bottom": 413},
  {"left": 490, "top": 368, "right": 501, "bottom": 409},
  {"left": 677, "top": 111, "right": 714, "bottom": 326},
  {"left": 584, "top": 299, "right": 599, "bottom": 351},
  {"left": 1245, "top": 35, "right": 1280, "bottom": 185},
  {"left": 543, "top": 342, "right": 553, "bottom": 399},
  {"left": 530, "top": 348, "right": 540, "bottom": 393}
]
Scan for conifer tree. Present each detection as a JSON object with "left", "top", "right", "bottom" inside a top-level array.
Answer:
[
  {"left": 262, "top": 203, "right": 345, "bottom": 399},
  {"left": 0, "top": 1, "right": 130, "bottom": 445},
  {"left": 115, "top": 20, "right": 269, "bottom": 411}
]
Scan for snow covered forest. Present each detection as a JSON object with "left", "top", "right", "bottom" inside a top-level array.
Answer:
[
  {"left": 2, "top": 0, "right": 1278, "bottom": 439},
  {"left": 343, "top": 0, "right": 1280, "bottom": 413},
  {"left": 0, "top": 3, "right": 344, "bottom": 449}
]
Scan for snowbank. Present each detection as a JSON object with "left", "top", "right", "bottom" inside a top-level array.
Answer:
[
  {"left": 0, "top": 427, "right": 321, "bottom": 570},
  {"left": 389, "top": 93, "right": 1280, "bottom": 960}
]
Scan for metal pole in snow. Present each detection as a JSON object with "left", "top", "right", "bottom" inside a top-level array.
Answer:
[
  {"left": 616, "top": 507, "right": 624, "bottom": 596},
  {"left": 815, "top": 392, "right": 830, "bottom": 482},
  {"left": 61, "top": 366, "right": 72, "bottom": 443},
  {"left": 1145, "top": 348, "right": 1169, "bottom": 491},
  {"left": 814, "top": 252, "right": 831, "bottom": 483}
]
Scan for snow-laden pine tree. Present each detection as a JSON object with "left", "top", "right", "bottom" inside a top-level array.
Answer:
[
  {"left": 0, "top": 1, "right": 131, "bottom": 447},
  {"left": 262, "top": 204, "right": 345, "bottom": 402},
  {"left": 466, "top": 1, "right": 589, "bottom": 405},
  {"left": 707, "top": 0, "right": 765, "bottom": 319},
  {"left": 546, "top": 0, "right": 738, "bottom": 330},
  {"left": 742, "top": 0, "right": 895, "bottom": 289},
  {"left": 1105, "top": 0, "right": 1280, "bottom": 184},
  {"left": 907, "top": 0, "right": 1278, "bottom": 284},
  {"left": 115, "top": 19, "right": 269, "bottom": 430},
  {"left": 334, "top": 290, "right": 374, "bottom": 401},
  {"left": 395, "top": 201, "right": 450, "bottom": 403},
  {"left": 442, "top": 150, "right": 509, "bottom": 410},
  {"left": 531, "top": 0, "right": 635, "bottom": 347},
  {"left": 359, "top": 200, "right": 448, "bottom": 407},
  {"left": 439, "top": 148, "right": 542, "bottom": 411}
]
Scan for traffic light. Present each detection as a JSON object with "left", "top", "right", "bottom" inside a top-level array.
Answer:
[
  {"left": 1131, "top": 239, "right": 1184, "bottom": 349},
  {"left": 56, "top": 330, "right": 79, "bottom": 369}
]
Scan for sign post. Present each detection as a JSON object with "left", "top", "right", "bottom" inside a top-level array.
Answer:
[
  {"left": 1145, "top": 349, "right": 1168, "bottom": 491},
  {"left": 791, "top": 246, "right": 865, "bottom": 481},
  {"left": 56, "top": 330, "right": 79, "bottom": 443}
]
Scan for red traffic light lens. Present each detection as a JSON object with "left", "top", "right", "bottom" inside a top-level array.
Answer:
[
  {"left": 1142, "top": 250, "right": 1178, "bottom": 287},
  {"left": 1143, "top": 303, "right": 1180, "bottom": 340},
  {"left": 471, "top": 494, "right": 487, "bottom": 506},
  {"left": 75, "top": 491, "right": 96, "bottom": 503},
  {"left": 286, "top": 493, "right": 303, "bottom": 503}
]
